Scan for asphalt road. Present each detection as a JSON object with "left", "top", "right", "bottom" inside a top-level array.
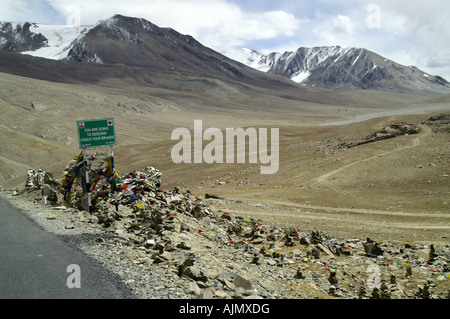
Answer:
[{"left": 0, "top": 197, "right": 135, "bottom": 299}]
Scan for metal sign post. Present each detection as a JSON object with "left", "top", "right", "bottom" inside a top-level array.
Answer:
[
  {"left": 81, "top": 147, "right": 91, "bottom": 213},
  {"left": 110, "top": 145, "right": 119, "bottom": 212}
]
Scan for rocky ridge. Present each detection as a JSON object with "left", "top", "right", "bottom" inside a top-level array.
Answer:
[
  {"left": 0, "top": 21, "right": 48, "bottom": 52},
  {"left": 224, "top": 46, "right": 450, "bottom": 94},
  {"left": 1, "top": 159, "right": 449, "bottom": 299},
  {"left": 2, "top": 16, "right": 449, "bottom": 94}
]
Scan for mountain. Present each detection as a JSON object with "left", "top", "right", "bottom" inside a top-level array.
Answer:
[
  {"left": 0, "top": 15, "right": 272, "bottom": 81},
  {"left": 1, "top": 15, "right": 449, "bottom": 94},
  {"left": 223, "top": 47, "right": 450, "bottom": 94}
]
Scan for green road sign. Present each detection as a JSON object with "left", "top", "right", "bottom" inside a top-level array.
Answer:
[{"left": 77, "top": 118, "right": 117, "bottom": 149}]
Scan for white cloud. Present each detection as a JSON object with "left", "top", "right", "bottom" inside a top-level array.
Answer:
[
  {"left": 333, "top": 15, "right": 353, "bottom": 34},
  {"left": 371, "top": 0, "right": 450, "bottom": 78},
  {"left": 0, "top": 0, "right": 56, "bottom": 23},
  {"left": 41, "top": 0, "right": 301, "bottom": 51},
  {"left": 201, "top": 10, "right": 301, "bottom": 50}
]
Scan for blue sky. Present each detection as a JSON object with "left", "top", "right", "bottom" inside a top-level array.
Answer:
[{"left": 1, "top": 0, "right": 449, "bottom": 80}]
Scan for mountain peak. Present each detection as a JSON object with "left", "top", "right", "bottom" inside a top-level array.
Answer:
[
  {"left": 0, "top": 21, "right": 48, "bottom": 52},
  {"left": 59, "top": 15, "right": 250, "bottom": 78},
  {"left": 224, "top": 46, "right": 450, "bottom": 94}
]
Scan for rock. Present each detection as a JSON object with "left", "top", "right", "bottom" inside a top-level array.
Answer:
[
  {"left": 119, "top": 247, "right": 134, "bottom": 260},
  {"left": 429, "top": 244, "right": 438, "bottom": 263},
  {"left": 307, "top": 246, "right": 320, "bottom": 259},
  {"left": 197, "top": 287, "right": 215, "bottom": 299},
  {"left": 205, "top": 193, "right": 222, "bottom": 199},
  {"left": 191, "top": 205, "right": 203, "bottom": 218},
  {"left": 328, "top": 286, "right": 341, "bottom": 297},
  {"left": 370, "top": 287, "right": 381, "bottom": 299},
  {"left": 267, "top": 259, "right": 277, "bottom": 266},
  {"left": 233, "top": 274, "right": 253, "bottom": 291},
  {"left": 390, "top": 274, "right": 397, "bottom": 285},
  {"left": 86, "top": 214, "right": 99, "bottom": 223},
  {"left": 318, "top": 243, "right": 335, "bottom": 259},
  {"left": 222, "top": 278, "right": 236, "bottom": 291},
  {"left": 310, "top": 230, "right": 323, "bottom": 244},
  {"left": 188, "top": 282, "right": 201, "bottom": 295},
  {"left": 291, "top": 249, "right": 303, "bottom": 258},
  {"left": 358, "top": 285, "right": 368, "bottom": 299},
  {"left": 205, "top": 269, "right": 218, "bottom": 280},
  {"left": 295, "top": 268, "right": 305, "bottom": 279},
  {"left": 380, "top": 282, "right": 390, "bottom": 299},
  {"left": 300, "top": 236, "right": 311, "bottom": 245},
  {"left": 129, "top": 236, "right": 144, "bottom": 244},
  {"left": 177, "top": 241, "right": 192, "bottom": 250},
  {"left": 405, "top": 265, "right": 413, "bottom": 278},
  {"left": 65, "top": 222, "right": 75, "bottom": 229},
  {"left": 145, "top": 239, "right": 156, "bottom": 247},
  {"left": 152, "top": 251, "right": 175, "bottom": 264},
  {"left": 416, "top": 280, "right": 433, "bottom": 299},
  {"left": 363, "top": 238, "right": 384, "bottom": 256},
  {"left": 215, "top": 290, "right": 232, "bottom": 299},
  {"left": 251, "top": 253, "right": 261, "bottom": 265},
  {"left": 218, "top": 271, "right": 236, "bottom": 283},
  {"left": 42, "top": 184, "right": 61, "bottom": 205},
  {"left": 328, "top": 268, "right": 338, "bottom": 285},
  {"left": 183, "top": 265, "right": 209, "bottom": 282}
]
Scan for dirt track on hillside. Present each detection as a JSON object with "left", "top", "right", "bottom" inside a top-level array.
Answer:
[{"left": 166, "top": 114, "right": 450, "bottom": 245}]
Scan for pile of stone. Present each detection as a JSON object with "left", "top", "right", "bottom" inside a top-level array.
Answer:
[
  {"left": 24, "top": 168, "right": 62, "bottom": 205},
  {"left": 422, "top": 113, "right": 450, "bottom": 133},
  {"left": 335, "top": 122, "right": 421, "bottom": 150}
]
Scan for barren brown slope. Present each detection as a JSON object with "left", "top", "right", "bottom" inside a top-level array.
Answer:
[
  {"left": 175, "top": 113, "right": 449, "bottom": 244},
  {"left": 1, "top": 47, "right": 449, "bottom": 245}
]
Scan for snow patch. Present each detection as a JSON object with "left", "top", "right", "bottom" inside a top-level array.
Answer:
[
  {"left": 20, "top": 23, "right": 90, "bottom": 60},
  {"left": 291, "top": 71, "right": 311, "bottom": 83},
  {"left": 222, "top": 48, "right": 274, "bottom": 72},
  {"left": 351, "top": 52, "right": 361, "bottom": 66}
]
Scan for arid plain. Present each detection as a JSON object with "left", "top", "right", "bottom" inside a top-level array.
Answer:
[{"left": 1, "top": 66, "right": 449, "bottom": 245}]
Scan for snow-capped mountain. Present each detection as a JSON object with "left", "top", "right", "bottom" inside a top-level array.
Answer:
[
  {"left": 1, "top": 16, "right": 449, "bottom": 93},
  {"left": 222, "top": 48, "right": 279, "bottom": 72},
  {"left": 1, "top": 15, "right": 250, "bottom": 78},
  {"left": 223, "top": 47, "right": 450, "bottom": 93}
]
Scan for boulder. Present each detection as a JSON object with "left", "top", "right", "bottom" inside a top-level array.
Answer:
[
  {"left": 183, "top": 265, "right": 209, "bottom": 282},
  {"left": 363, "top": 238, "right": 384, "bottom": 256}
]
